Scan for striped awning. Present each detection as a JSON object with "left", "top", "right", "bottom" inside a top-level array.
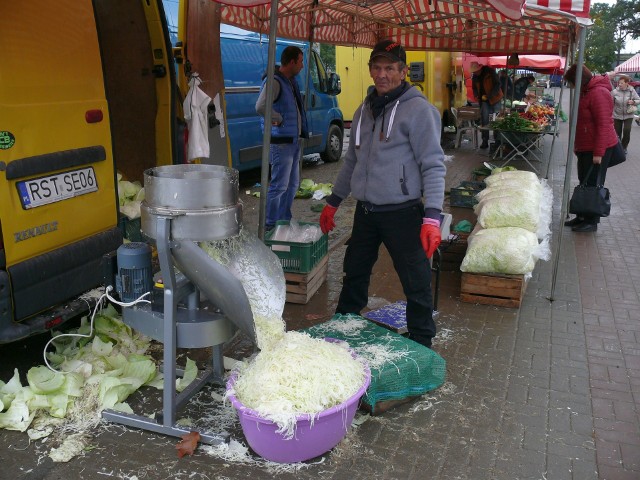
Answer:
[
  {"left": 615, "top": 53, "right": 640, "bottom": 73},
  {"left": 214, "top": 0, "right": 584, "bottom": 55},
  {"left": 526, "top": 0, "right": 591, "bottom": 18}
]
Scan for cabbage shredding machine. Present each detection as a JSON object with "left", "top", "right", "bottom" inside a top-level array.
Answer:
[{"left": 102, "top": 164, "right": 284, "bottom": 444}]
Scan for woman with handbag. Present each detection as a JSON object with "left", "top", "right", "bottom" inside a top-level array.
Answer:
[
  {"left": 563, "top": 64, "right": 619, "bottom": 233},
  {"left": 611, "top": 75, "right": 640, "bottom": 154}
]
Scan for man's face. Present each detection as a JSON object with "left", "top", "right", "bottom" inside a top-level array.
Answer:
[
  {"left": 292, "top": 53, "right": 304, "bottom": 76},
  {"left": 369, "top": 57, "right": 407, "bottom": 95}
]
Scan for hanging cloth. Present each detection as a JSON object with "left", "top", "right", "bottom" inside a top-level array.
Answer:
[{"left": 183, "top": 75, "right": 211, "bottom": 162}]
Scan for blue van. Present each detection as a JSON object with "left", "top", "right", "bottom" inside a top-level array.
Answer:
[{"left": 220, "top": 32, "right": 344, "bottom": 170}]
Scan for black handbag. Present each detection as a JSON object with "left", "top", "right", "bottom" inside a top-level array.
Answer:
[
  {"left": 608, "top": 140, "right": 626, "bottom": 168},
  {"left": 569, "top": 165, "right": 611, "bottom": 217}
]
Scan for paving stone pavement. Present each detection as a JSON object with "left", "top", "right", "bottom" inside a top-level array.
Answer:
[{"left": 1, "top": 90, "right": 639, "bottom": 479}]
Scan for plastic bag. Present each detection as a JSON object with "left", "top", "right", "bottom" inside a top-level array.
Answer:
[
  {"left": 460, "top": 227, "right": 550, "bottom": 276},
  {"left": 474, "top": 176, "right": 552, "bottom": 240},
  {"left": 484, "top": 170, "right": 539, "bottom": 188},
  {"left": 183, "top": 75, "right": 211, "bottom": 161},
  {"left": 271, "top": 219, "right": 323, "bottom": 243}
]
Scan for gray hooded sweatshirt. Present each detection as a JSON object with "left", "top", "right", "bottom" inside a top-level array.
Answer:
[{"left": 330, "top": 83, "right": 446, "bottom": 217}]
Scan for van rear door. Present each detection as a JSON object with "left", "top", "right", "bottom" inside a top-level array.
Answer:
[{"left": 0, "top": 1, "right": 117, "bottom": 270}]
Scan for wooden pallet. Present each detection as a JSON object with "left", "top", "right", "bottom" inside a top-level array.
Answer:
[
  {"left": 460, "top": 272, "right": 526, "bottom": 308},
  {"left": 284, "top": 255, "right": 328, "bottom": 304}
]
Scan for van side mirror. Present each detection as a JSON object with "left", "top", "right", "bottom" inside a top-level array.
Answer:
[{"left": 327, "top": 73, "right": 341, "bottom": 95}]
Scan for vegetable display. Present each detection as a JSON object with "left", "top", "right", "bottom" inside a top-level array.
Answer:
[{"left": 490, "top": 108, "right": 553, "bottom": 132}]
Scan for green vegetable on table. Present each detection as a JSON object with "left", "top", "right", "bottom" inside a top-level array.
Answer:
[{"left": 490, "top": 112, "right": 540, "bottom": 132}]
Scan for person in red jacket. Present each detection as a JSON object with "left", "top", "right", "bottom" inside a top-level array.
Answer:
[{"left": 563, "top": 64, "right": 619, "bottom": 233}]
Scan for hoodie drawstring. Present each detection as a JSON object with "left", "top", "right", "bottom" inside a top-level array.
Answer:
[
  {"left": 385, "top": 100, "right": 400, "bottom": 142},
  {"left": 355, "top": 99, "right": 400, "bottom": 147}
]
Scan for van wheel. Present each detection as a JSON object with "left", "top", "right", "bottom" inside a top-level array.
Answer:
[{"left": 320, "top": 124, "right": 343, "bottom": 163}]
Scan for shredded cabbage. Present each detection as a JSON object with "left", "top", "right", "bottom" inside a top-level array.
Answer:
[
  {"left": 228, "top": 331, "right": 366, "bottom": 439},
  {"left": 484, "top": 170, "right": 538, "bottom": 187},
  {"left": 460, "top": 227, "right": 543, "bottom": 275}
]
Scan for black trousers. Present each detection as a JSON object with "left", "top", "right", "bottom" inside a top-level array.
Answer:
[
  {"left": 336, "top": 202, "right": 436, "bottom": 346},
  {"left": 576, "top": 147, "right": 613, "bottom": 225},
  {"left": 613, "top": 118, "right": 633, "bottom": 150}
]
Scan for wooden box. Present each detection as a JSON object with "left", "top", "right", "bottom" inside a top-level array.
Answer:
[
  {"left": 460, "top": 272, "right": 526, "bottom": 308},
  {"left": 284, "top": 254, "right": 328, "bottom": 304},
  {"left": 439, "top": 232, "right": 469, "bottom": 271}
]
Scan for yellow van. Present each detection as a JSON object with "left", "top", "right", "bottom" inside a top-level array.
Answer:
[{"left": 0, "top": 0, "right": 174, "bottom": 342}]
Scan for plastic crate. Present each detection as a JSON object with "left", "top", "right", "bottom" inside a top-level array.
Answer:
[
  {"left": 449, "top": 181, "right": 485, "bottom": 208},
  {"left": 118, "top": 215, "right": 143, "bottom": 242},
  {"left": 264, "top": 221, "right": 328, "bottom": 273}
]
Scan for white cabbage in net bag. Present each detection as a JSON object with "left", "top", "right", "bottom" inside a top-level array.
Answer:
[{"left": 460, "top": 227, "right": 550, "bottom": 277}]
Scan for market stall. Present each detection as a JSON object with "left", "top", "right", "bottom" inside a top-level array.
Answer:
[
  {"left": 207, "top": 0, "right": 592, "bottom": 302},
  {"left": 614, "top": 52, "right": 640, "bottom": 73}
]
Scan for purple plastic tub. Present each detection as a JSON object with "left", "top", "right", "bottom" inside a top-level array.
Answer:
[{"left": 226, "top": 361, "right": 371, "bottom": 463}]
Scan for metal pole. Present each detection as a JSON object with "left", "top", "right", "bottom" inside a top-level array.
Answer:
[
  {"left": 548, "top": 24, "right": 587, "bottom": 302},
  {"left": 257, "top": 0, "right": 280, "bottom": 240}
]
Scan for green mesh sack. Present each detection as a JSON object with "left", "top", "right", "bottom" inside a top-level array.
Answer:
[{"left": 304, "top": 314, "right": 446, "bottom": 412}]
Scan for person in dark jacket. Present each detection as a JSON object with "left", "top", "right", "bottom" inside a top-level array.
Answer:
[
  {"left": 563, "top": 64, "right": 619, "bottom": 232},
  {"left": 256, "top": 46, "right": 309, "bottom": 231},
  {"left": 318, "top": 40, "right": 446, "bottom": 349},
  {"left": 499, "top": 69, "right": 514, "bottom": 100},
  {"left": 513, "top": 75, "right": 535, "bottom": 101},
  {"left": 471, "top": 62, "right": 504, "bottom": 149}
]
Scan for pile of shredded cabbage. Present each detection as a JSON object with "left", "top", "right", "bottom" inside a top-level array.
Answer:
[
  {"left": 228, "top": 331, "right": 367, "bottom": 439},
  {"left": 461, "top": 170, "right": 553, "bottom": 277},
  {"left": 474, "top": 171, "right": 552, "bottom": 239},
  {"left": 460, "top": 227, "right": 550, "bottom": 275},
  {"left": 200, "top": 229, "right": 287, "bottom": 351}
]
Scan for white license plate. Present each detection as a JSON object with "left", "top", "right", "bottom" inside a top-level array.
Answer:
[{"left": 17, "top": 167, "right": 98, "bottom": 209}]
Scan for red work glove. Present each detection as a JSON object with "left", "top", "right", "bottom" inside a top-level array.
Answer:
[
  {"left": 319, "top": 205, "right": 338, "bottom": 234},
  {"left": 420, "top": 218, "right": 441, "bottom": 259}
]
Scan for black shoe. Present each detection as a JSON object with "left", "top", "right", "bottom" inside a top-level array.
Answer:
[
  {"left": 624, "top": 149, "right": 628, "bottom": 154},
  {"left": 572, "top": 223, "right": 597, "bottom": 232},
  {"left": 408, "top": 333, "right": 432, "bottom": 349},
  {"left": 564, "top": 217, "right": 584, "bottom": 227},
  {"left": 480, "top": 142, "right": 489, "bottom": 149}
]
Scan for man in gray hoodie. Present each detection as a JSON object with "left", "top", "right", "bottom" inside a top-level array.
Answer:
[{"left": 319, "top": 39, "right": 446, "bottom": 348}]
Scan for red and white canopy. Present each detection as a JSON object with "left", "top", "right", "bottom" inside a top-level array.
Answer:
[
  {"left": 615, "top": 53, "right": 640, "bottom": 73},
  {"left": 215, "top": 0, "right": 584, "bottom": 55},
  {"left": 526, "top": 0, "right": 591, "bottom": 18},
  {"left": 488, "top": 54, "right": 566, "bottom": 73}
]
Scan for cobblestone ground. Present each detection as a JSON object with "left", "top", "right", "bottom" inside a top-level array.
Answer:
[{"left": 1, "top": 88, "right": 639, "bottom": 479}]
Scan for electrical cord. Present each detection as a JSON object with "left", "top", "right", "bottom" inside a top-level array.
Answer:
[{"left": 43, "top": 285, "right": 151, "bottom": 374}]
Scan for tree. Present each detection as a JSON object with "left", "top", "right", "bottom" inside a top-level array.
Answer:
[
  {"left": 620, "top": 0, "right": 640, "bottom": 39},
  {"left": 586, "top": 3, "right": 618, "bottom": 72},
  {"left": 586, "top": 0, "right": 640, "bottom": 72},
  {"left": 319, "top": 44, "right": 336, "bottom": 72}
]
